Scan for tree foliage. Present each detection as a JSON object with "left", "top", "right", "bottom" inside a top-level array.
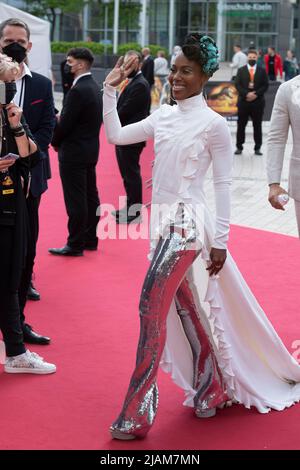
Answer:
[{"left": 25, "top": 0, "right": 86, "bottom": 40}]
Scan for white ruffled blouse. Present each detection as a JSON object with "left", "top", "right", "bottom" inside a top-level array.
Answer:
[{"left": 103, "top": 84, "right": 233, "bottom": 250}]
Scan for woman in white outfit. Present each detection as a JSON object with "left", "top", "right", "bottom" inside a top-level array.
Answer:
[{"left": 103, "top": 34, "right": 300, "bottom": 440}]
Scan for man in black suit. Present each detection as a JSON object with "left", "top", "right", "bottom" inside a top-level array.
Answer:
[
  {"left": 50, "top": 47, "right": 102, "bottom": 256},
  {"left": 141, "top": 47, "right": 154, "bottom": 88},
  {"left": 114, "top": 50, "right": 151, "bottom": 223},
  {"left": 235, "top": 50, "right": 269, "bottom": 156},
  {"left": 0, "top": 18, "right": 56, "bottom": 345}
]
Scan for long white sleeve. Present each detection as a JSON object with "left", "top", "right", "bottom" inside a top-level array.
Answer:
[
  {"left": 266, "top": 83, "right": 290, "bottom": 185},
  {"left": 103, "top": 83, "right": 158, "bottom": 145},
  {"left": 208, "top": 118, "right": 233, "bottom": 250}
]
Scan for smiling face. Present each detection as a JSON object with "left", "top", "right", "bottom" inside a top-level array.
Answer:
[{"left": 168, "top": 52, "right": 207, "bottom": 101}]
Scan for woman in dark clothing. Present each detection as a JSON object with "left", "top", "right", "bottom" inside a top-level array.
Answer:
[{"left": 0, "top": 53, "right": 56, "bottom": 374}]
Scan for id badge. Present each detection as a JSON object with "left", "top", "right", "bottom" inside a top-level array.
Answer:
[{"left": 1, "top": 175, "right": 15, "bottom": 195}]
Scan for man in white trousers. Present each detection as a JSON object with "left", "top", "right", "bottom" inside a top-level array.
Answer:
[{"left": 266, "top": 74, "right": 300, "bottom": 236}]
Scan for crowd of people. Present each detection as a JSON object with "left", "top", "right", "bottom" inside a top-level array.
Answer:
[
  {"left": 230, "top": 43, "right": 299, "bottom": 82},
  {"left": 229, "top": 44, "right": 299, "bottom": 157},
  {"left": 1, "top": 16, "right": 300, "bottom": 443}
]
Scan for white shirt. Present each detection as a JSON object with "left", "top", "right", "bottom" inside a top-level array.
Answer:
[
  {"left": 15, "top": 63, "right": 32, "bottom": 108},
  {"left": 247, "top": 63, "right": 257, "bottom": 74},
  {"left": 230, "top": 51, "right": 248, "bottom": 76},
  {"left": 154, "top": 57, "right": 169, "bottom": 77},
  {"left": 129, "top": 70, "right": 142, "bottom": 81},
  {"left": 72, "top": 72, "right": 92, "bottom": 87}
]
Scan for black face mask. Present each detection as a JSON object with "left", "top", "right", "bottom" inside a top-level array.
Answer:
[
  {"left": 127, "top": 68, "right": 138, "bottom": 79},
  {"left": 2, "top": 42, "right": 27, "bottom": 64},
  {"left": 248, "top": 60, "right": 257, "bottom": 67},
  {"left": 63, "top": 63, "right": 74, "bottom": 76},
  {"left": 0, "top": 81, "right": 17, "bottom": 105}
]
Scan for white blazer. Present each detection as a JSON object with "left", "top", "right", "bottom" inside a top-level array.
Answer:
[{"left": 267, "top": 75, "right": 300, "bottom": 201}]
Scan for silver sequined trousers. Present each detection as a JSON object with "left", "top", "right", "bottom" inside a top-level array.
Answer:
[{"left": 110, "top": 205, "right": 227, "bottom": 437}]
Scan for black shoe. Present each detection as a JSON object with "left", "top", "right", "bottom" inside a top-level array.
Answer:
[
  {"left": 234, "top": 149, "right": 243, "bottom": 155},
  {"left": 116, "top": 213, "right": 142, "bottom": 224},
  {"left": 255, "top": 150, "right": 263, "bottom": 156},
  {"left": 27, "top": 282, "right": 40, "bottom": 301},
  {"left": 48, "top": 245, "right": 83, "bottom": 256},
  {"left": 84, "top": 243, "right": 98, "bottom": 251},
  {"left": 22, "top": 323, "right": 51, "bottom": 345}
]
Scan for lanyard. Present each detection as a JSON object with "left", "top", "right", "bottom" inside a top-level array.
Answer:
[
  {"left": 0, "top": 109, "right": 8, "bottom": 157},
  {"left": 18, "top": 77, "right": 25, "bottom": 107}
]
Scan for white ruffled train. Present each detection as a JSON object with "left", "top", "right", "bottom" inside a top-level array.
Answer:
[{"left": 160, "top": 208, "right": 300, "bottom": 414}]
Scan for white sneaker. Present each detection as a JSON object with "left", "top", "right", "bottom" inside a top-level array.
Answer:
[{"left": 4, "top": 350, "right": 56, "bottom": 374}]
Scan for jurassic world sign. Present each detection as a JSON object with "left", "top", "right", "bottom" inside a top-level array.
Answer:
[{"left": 204, "top": 80, "right": 280, "bottom": 121}]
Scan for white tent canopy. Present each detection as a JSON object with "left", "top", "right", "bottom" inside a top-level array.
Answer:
[{"left": 0, "top": 2, "right": 52, "bottom": 78}]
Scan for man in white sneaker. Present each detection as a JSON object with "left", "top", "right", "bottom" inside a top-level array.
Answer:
[
  {"left": 4, "top": 350, "right": 56, "bottom": 374},
  {"left": 0, "top": 53, "right": 56, "bottom": 375}
]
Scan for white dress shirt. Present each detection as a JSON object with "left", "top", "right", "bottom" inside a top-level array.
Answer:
[
  {"left": 230, "top": 51, "right": 248, "bottom": 76},
  {"left": 15, "top": 63, "right": 32, "bottom": 108},
  {"left": 72, "top": 72, "right": 92, "bottom": 87}
]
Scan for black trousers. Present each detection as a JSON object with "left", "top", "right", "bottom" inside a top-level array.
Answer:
[
  {"left": 59, "top": 161, "right": 100, "bottom": 251},
  {"left": 18, "top": 193, "right": 41, "bottom": 324},
  {"left": 236, "top": 99, "right": 265, "bottom": 151},
  {"left": 116, "top": 144, "right": 144, "bottom": 209},
  {"left": 0, "top": 225, "right": 26, "bottom": 357}
]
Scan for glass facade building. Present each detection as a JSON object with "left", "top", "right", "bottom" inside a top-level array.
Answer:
[
  {"left": 146, "top": 0, "right": 296, "bottom": 60},
  {"left": 85, "top": 0, "right": 300, "bottom": 60},
  {"left": 4, "top": 0, "right": 300, "bottom": 60}
]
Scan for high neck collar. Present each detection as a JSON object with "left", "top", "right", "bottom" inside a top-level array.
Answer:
[{"left": 176, "top": 93, "right": 207, "bottom": 112}]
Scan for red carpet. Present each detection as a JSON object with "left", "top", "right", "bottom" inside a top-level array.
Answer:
[{"left": 1, "top": 128, "right": 300, "bottom": 450}]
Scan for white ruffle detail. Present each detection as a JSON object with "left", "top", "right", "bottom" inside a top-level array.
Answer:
[
  {"left": 204, "top": 278, "right": 300, "bottom": 414},
  {"left": 178, "top": 131, "right": 210, "bottom": 199},
  {"left": 203, "top": 278, "right": 236, "bottom": 402}
]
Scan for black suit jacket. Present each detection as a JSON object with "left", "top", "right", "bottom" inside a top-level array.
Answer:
[
  {"left": 22, "top": 72, "right": 56, "bottom": 197},
  {"left": 52, "top": 74, "right": 103, "bottom": 165},
  {"left": 141, "top": 56, "right": 154, "bottom": 87},
  {"left": 117, "top": 73, "right": 151, "bottom": 147},
  {"left": 235, "top": 65, "right": 269, "bottom": 103},
  {"left": 117, "top": 73, "right": 151, "bottom": 146}
]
